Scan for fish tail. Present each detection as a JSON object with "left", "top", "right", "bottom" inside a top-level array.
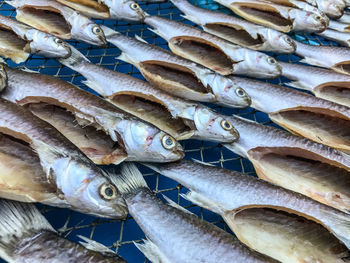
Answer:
[
  {"left": 58, "top": 45, "right": 90, "bottom": 70},
  {"left": 114, "top": 163, "right": 149, "bottom": 196},
  {"left": 0, "top": 199, "right": 54, "bottom": 262}
]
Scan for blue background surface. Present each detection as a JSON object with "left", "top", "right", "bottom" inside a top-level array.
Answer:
[{"left": 0, "top": 0, "right": 341, "bottom": 262}]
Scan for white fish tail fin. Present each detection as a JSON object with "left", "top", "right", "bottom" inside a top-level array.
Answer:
[
  {"left": 82, "top": 79, "right": 105, "bottom": 96},
  {"left": 100, "top": 25, "right": 119, "bottom": 38},
  {"left": 285, "top": 80, "right": 312, "bottom": 92},
  {"left": 4, "top": 0, "right": 18, "bottom": 8},
  {"left": 147, "top": 27, "right": 164, "bottom": 39},
  {"left": 191, "top": 159, "right": 216, "bottom": 167},
  {"left": 134, "top": 35, "right": 148, "bottom": 44},
  {"left": 115, "top": 163, "right": 148, "bottom": 196},
  {"left": 300, "top": 58, "right": 327, "bottom": 68},
  {"left": 181, "top": 191, "right": 221, "bottom": 214},
  {"left": 0, "top": 199, "right": 54, "bottom": 262},
  {"left": 162, "top": 195, "right": 194, "bottom": 215},
  {"left": 116, "top": 52, "right": 138, "bottom": 66},
  {"left": 58, "top": 45, "right": 90, "bottom": 70},
  {"left": 134, "top": 239, "right": 169, "bottom": 263}
]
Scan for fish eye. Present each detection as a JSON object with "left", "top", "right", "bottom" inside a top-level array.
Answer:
[
  {"left": 130, "top": 2, "right": 140, "bottom": 10},
  {"left": 313, "top": 14, "right": 322, "bottom": 20},
  {"left": 220, "top": 120, "right": 233, "bottom": 131},
  {"left": 99, "top": 183, "right": 118, "bottom": 201},
  {"left": 92, "top": 26, "right": 102, "bottom": 35},
  {"left": 162, "top": 135, "right": 176, "bottom": 150},
  {"left": 267, "top": 57, "right": 276, "bottom": 64},
  {"left": 284, "top": 36, "right": 293, "bottom": 43},
  {"left": 55, "top": 38, "right": 63, "bottom": 45},
  {"left": 235, "top": 88, "right": 246, "bottom": 97}
]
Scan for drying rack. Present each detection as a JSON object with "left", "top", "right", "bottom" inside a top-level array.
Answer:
[{"left": 0, "top": 0, "right": 341, "bottom": 262}]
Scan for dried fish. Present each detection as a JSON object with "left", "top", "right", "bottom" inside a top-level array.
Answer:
[
  {"left": 144, "top": 15, "right": 282, "bottom": 78},
  {"left": 170, "top": 0, "right": 296, "bottom": 53},
  {"left": 119, "top": 163, "right": 278, "bottom": 263},
  {"left": 56, "top": 0, "right": 145, "bottom": 21},
  {"left": 0, "top": 14, "right": 70, "bottom": 63},
  {"left": 328, "top": 20, "right": 350, "bottom": 33},
  {"left": 7, "top": 0, "right": 107, "bottom": 45},
  {"left": 295, "top": 40, "right": 350, "bottom": 75},
  {"left": 306, "top": 0, "right": 345, "bottom": 19},
  {"left": 56, "top": 46, "right": 239, "bottom": 143},
  {"left": 230, "top": 74, "right": 350, "bottom": 153},
  {"left": 0, "top": 98, "right": 128, "bottom": 218},
  {"left": 338, "top": 11, "right": 350, "bottom": 23},
  {"left": 2, "top": 64, "right": 184, "bottom": 163},
  {"left": 103, "top": 26, "right": 252, "bottom": 108},
  {"left": 0, "top": 199, "right": 127, "bottom": 262},
  {"left": 0, "top": 63, "right": 7, "bottom": 93},
  {"left": 280, "top": 61, "right": 350, "bottom": 107},
  {"left": 317, "top": 28, "right": 350, "bottom": 47},
  {"left": 212, "top": 0, "right": 328, "bottom": 33}
]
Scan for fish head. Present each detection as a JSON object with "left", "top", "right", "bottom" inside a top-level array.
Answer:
[
  {"left": 208, "top": 74, "right": 251, "bottom": 108},
  {"left": 26, "top": 30, "right": 72, "bottom": 58},
  {"left": 72, "top": 22, "right": 107, "bottom": 46},
  {"left": 104, "top": 0, "right": 146, "bottom": 22},
  {"left": 118, "top": 120, "right": 184, "bottom": 162},
  {"left": 193, "top": 106, "right": 239, "bottom": 143},
  {"left": 240, "top": 52, "right": 281, "bottom": 79},
  {"left": 53, "top": 157, "right": 128, "bottom": 218},
  {"left": 267, "top": 31, "right": 296, "bottom": 54},
  {"left": 0, "top": 63, "right": 8, "bottom": 92},
  {"left": 320, "top": 1, "right": 344, "bottom": 18},
  {"left": 296, "top": 11, "right": 328, "bottom": 32}
]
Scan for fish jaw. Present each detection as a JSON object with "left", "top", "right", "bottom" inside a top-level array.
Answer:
[
  {"left": 103, "top": 0, "right": 146, "bottom": 21},
  {"left": 69, "top": 13, "right": 106, "bottom": 46},
  {"left": 51, "top": 157, "right": 128, "bottom": 218},
  {"left": 205, "top": 73, "right": 251, "bottom": 108},
  {"left": 265, "top": 30, "right": 296, "bottom": 54},
  {"left": 290, "top": 9, "right": 328, "bottom": 33},
  {"left": 25, "top": 29, "right": 71, "bottom": 58},
  {"left": 192, "top": 106, "right": 239, "bottom": 143},
  {"left": 0, "top": 63, "right": 7, "bottom": 92},
  {"left": 233, "top": 51, "right": 282, "bottom": 79},
  {"left": 115, "top": 119, "right": 184, "bottom": 163}
]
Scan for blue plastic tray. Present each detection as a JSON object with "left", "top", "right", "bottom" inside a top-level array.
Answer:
[{"left": 0, "top": 0, "right": 342, "bottom": 262}]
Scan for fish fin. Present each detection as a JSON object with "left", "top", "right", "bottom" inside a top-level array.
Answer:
[
  {"left": 78, "top": 235, "right": 116, "bottom": 256},
  {"left": 19, "top": 67, "right": 40, "bottom": 74},
  {"left": 134, "top": 239, "right": 169, "bottom": 263},
  {"left": 58, "top": 45, "right": 90, "bottom": 69},
  {"left": 147, "top": 27, "right": 163, "bottom": 39},
  {"left": 82, "top": 79, "right": 105, "bottom": 96},
  {"left": 4, "top": 1, "right": 17, "bottom": 8},
  {"left": 134, "top": 35, "right": 148, "bottom": 44},
  {"left": 162, "top": 195, "right": 194, "bottom": 215},
  {"left": 0, "top": 199, "right": 55, "bottom": 262},
  {"left": 285, "top": 80, "right": 312, "bottom": 92},
  {"left": 191, "top": 159, "right": 216, "bottom": 167},
  {"left": 100, "top": 25, "right": 119, "bottom": 38},
  {"left": 115, "top": 163, "right": 148, "bottom": 196},
  {"left": 180, "top": 14, "right": 197, "bottom": 24},
  {"left": 116, "top": 52, "right": 137, "bottom": 66},
  {"left": 181, "top": 191, "right": 222, "bottom": 214},
  {"left": 300, "top": 58, "right": 327, "bottom": 68}
]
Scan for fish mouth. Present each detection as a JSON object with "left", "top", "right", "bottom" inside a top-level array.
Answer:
[{"left": 62, "top": 44, "right": 72, "bottom": 58}]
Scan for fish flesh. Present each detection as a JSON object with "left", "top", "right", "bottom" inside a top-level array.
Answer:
[
  {"left": 103, "top": 26, "right": 252, "bottom": 108},
  {"left": 328, "top": 20, "right": 350, "bottom": 33},
  {"left": 0, "top": 14, "right": 70, "bottom": 63},
  {"left": 280, "top": 61, "right": 350, "bottom": 107},
  {"left": 56, "top": 0, "right": 145, "bottom": 21},
  {"left": 0, "top": 98, "right": 128, "bottom": 218},
  {"left": 119, "top": 163, "right": 278, "bottom": 263},
  {"left": 212, "top": 0, "right": 328, "bottom": 33},
  {"left": 145, "top": 159, "right": 350, "bottom": 251},
  {"left": 1, "top": 64, "right": 184, "bottom": 163},
  {"left": 7, "top": 0, "right": 106, "bottom": 46},
  {"left": 221, "top": 115, "right": 350, "bottom": 214},
  {"left": 229, "top": 74, "right": 350, "bottom": 153},
  {"left": 306, "top": 0, "right": 345, "bottom": 19},
  {"left": 317, "top": 28, "right": 350, "bottom": 47},
  {"left": 170, "top": 0, "right": 296, "bottom": 53},
  {"left": 295, "top": 40, "right": 350, "bottom": 76},
  {"left": 0, "top": 199, "right": 127, "bottom": 263},
  {"left": 143, "top": 15, "right": 282, "bottom": 78},
  {"left": 57, "top": 46, "right": 239, "bottom": 143},
  {"left": 232, "top": 208, "right": 350, "bottom": 263}
]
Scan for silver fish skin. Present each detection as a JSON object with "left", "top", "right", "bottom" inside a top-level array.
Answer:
[
  {"left": 2, "top": 65, "right": 184, "bottom": 163},
  {"left": 56, "top": 0, "right": 145, "bottom": 21},
  {"left": 0, "top": 64, "right": 7, "bottom": 93},
  {"left": 102, "top": 26, "right": 251, "bottom": 108},
  {"left": 57, "top": 46, "right": 238, "bottom": 143},
  {"left": 306, "top": 0, "right": 345, "bottom": 18},
  {"left": 338, "top": 11, "right": 350, "bottom": 23},
  {"left": 144, "top": 159, "right": 350, "bottom": 251},
  {"left": 317, "top": 28, "right": 350, "bottom": 47},
  {"left": 213, "top": 0, "right": 327, "bottom": 33},
  {"left": 170, "top": 0, "right": 296, "bottom": 53},
  {"left": 328, "top": 20, "right": 350, "bottom": 33},
  {"left": 121, "top": 163, "right": 278, "bottom": 263},
  {"left": 143, "top": 15, "right": 282, "bottom": 78},
  {"left": 0, "top": 98, "right": 128, "bottom": 218},
  {"left": 295, "top": 40, "right": 350, "bottom": 75},
  {"left": 0, "top": 14, "right": 71, "bottom": 63},
  {"left": 7, "top": 0, "right": 106, "bottom": 46},
  {"left": 280, "top": 61, "right": 350, "bottom": 107},
  {"left": 0, "top": 199, "right": 127, "bottom": 263}
]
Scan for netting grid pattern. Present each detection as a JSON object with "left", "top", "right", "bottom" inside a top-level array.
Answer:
[{"left": 0, "top": 0, "right": 341, "bottom": 262}]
